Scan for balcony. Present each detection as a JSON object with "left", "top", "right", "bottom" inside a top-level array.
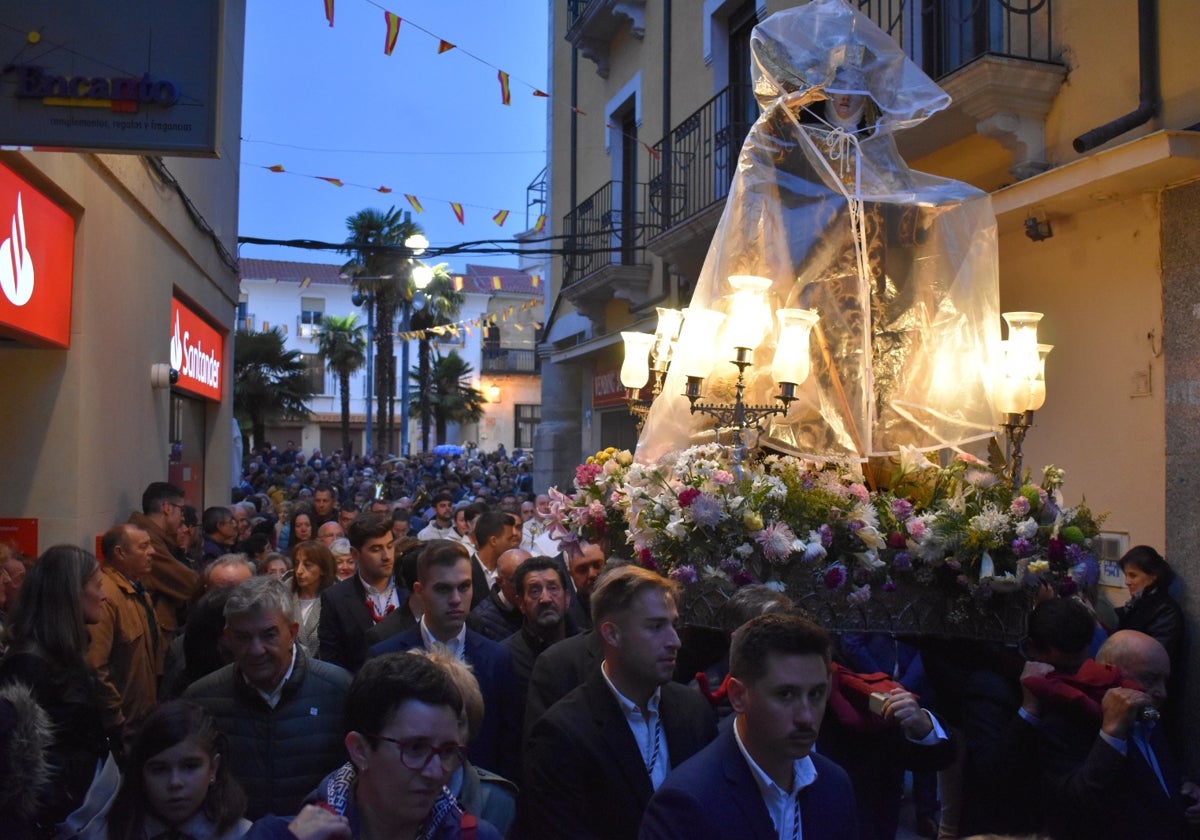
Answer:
[
  {"left": 645, "top": 84, "right": 753, "bottom": 280},
  {"left": 860, "top": 0, "right": 1065, "bottom": 179},
  {"left": 565, "top": 0, "right": 646, "bottom": 78},
  {"left": 481, "top": 346, "right": 541, "bottom": 375},
  {"left": 561, "top": 180, "right": 660, "bottom": 327}
]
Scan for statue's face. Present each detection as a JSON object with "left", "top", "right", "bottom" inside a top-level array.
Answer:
[{"left": 833, "top": 94, "right": 865, "bottom": 121}]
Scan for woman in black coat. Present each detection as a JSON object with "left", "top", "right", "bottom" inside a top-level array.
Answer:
[{"left": 1116, "top": 545, "right": 1185, "bottom": 667}]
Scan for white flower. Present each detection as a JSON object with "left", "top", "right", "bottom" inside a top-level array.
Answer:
[
  {"left": 734, "top": 542, "right": 755, "bottom": 558},
  {"left": 1016, "top": 517, "right": 1038, "bottom": 539}
]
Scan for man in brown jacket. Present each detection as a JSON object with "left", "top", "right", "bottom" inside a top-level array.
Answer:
[
  {"left": 86, "top": 523, "right": 161, "bottom": 736},
  {"left": 129, "top": 481, "right": 199, "bottom": 667}
]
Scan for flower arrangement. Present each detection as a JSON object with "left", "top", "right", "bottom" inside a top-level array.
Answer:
[{"left": 551, "top": 443, "right": 1105, "bottom": 632}]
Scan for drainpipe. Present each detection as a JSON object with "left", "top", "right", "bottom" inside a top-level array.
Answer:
[{"left": 1073, "top": 0, "right": 1158, "bottom": 153}]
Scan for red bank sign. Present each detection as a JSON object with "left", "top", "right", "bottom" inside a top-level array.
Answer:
[
  {"left": 170, "top": 295, "right": 223, "bottom": 401},
  {"left": 0, "top": 163, "right": 75, "bottom": 347}
]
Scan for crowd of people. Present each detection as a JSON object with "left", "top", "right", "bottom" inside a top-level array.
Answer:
[{"left": 0, "top": 443, "right": 1195, "bottom": 840}]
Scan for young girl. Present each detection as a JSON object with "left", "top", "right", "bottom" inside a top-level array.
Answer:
[{"left": 106, "top": 700, "right": 250, "bottom": 840}]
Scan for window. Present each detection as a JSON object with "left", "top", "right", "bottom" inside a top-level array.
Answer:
[
  {"left": 302, "top": 353, "right": 327, "bottom": 395},
  {"left": 514, "top": 404, "right": 541, "bottom": 450},
  {"left": 299, "top": 296, "right": 325, "bottom": 338}
]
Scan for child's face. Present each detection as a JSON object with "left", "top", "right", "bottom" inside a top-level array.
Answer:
[{"left": 142, "top": 737, "right": 218, "bottom": 827}]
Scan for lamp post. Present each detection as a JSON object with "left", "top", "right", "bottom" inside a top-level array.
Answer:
[{"left": 350, "top": 288, "right": 376, "bottom": 457}]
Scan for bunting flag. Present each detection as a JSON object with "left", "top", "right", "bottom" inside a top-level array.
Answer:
[
  {"left": 450, "top": 202, "right": 465, "bottom": 224},
  {"left": 533, "top": 214, "right": 546, "bottom": 233},
  {"left": 323, "top": 0, "right": 334, "bottom": 27},
  {"left": 405, "top": 194, "right": 424, "bottom": 213},
  {"left": 317, "top": 176, "right": 344, "bottom": 187},
  {"left": 384, "top": 12, "right": 401, "bottom": 55},
  {"left": 642, "top": 140, "right": 661, "bottom": 161},
  {"left": 530, "top": 275, "right": 541, "bottom": 287},
  {"left": 571, "top": 106, "right": 587, "bottom": 116},
  {"left": 533, "top": 89, "right": 549, "bottom": 98},
  {"left": 299, "top": 277, "right": 312, "bottom": 289},
  {"left": 377, "top": 186, "right": 393, "bottom": 193},
  {"left": 498, "top": 70, "right": 511, "bottom": 106},
  {"left": 492, "top": 209, "right": 509, "bottom": 227},
  {"left": 438, "top": 40, "right": 455, "bottom": 54},
  {"left": 491, "top": 276, "right": 503, "bottom": 290},
  {"left": 268, "top": 164, "right": 285, "bottom": 173},
  {"left": 453, "top": 276, "right": 464, "bottom": 291}
]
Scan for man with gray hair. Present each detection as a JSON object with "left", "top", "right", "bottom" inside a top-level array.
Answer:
[{"left": 184, "top": 575, "right": 352, "bottom": 819}]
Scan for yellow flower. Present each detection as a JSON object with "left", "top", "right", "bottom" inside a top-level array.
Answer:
[
  {"left": 615, "top": 449, "right": 634, "bottom": 467},
  {"left": 586, "top": 456, "right": 596, "bottom": 465},
  {"left": 605, "top": 446, "right": 616, "bottom": 454},
  {"left": 1027, "top": 559, "right": 1050, "bottom": 575},
  {"left": 743, "top": 511, "right": 764, "bottom": 532},
  {"left": 596, "top": 451, "right": 609, "bottom": 464}
]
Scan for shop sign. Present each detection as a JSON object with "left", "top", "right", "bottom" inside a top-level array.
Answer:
[
  {"left": 170, "top": 295, "right": 223, "bottom": 401},
  {"left": 0, "top": 518, "right": 38, "bottom": 557},
  {"left": 593, "top": 368, "right": 627, "bottom": 409},
  {"left": 0, "top": 162, "right": 75, "bottom": 347}
]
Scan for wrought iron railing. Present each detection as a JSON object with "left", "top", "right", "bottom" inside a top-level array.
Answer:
[
  {"left": 647, "top": 84, "right": 754, "bottom": 235},
  {"left": 857, "top": 0, "right": 1057, "bottom": 79},
  {"left": 562, "top": 180, "right": 659, "bottom": 287},
  {"left": 481, "top": 347, "right": 540, "bottom": 374}
]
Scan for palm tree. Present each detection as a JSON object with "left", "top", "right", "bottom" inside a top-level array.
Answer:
[
  {"left": 340, "top": 207, "right": 425, "bottom": 455},
  {"left": 316, "top": 313, "right": 367, "bottom": 458},
  {"left": 409, "top": 263, "right": 465, "bottom": 452},
  {"left": 233, "top": 327, "right": 315, "bottom": 455},
  {"left": 410, "top": 350, "right": 485, "bottom": 446}
]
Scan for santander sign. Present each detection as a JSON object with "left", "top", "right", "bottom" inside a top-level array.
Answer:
[
  {"left": 171, "top": 295, "right": 224, "bottom": 401},
  {"left": 0, "top": 163, "right": 75, "bottom": 347}
]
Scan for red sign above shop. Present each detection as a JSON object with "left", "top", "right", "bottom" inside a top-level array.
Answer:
[
  {"left": 0, "top": 163, "right": 75, "bottom": 347},
  {"left": 593, "top": 368, "right": 628, "bottom": 409},
  {"left": 170, "top": 295, "right": 223, "bottom": 401}
]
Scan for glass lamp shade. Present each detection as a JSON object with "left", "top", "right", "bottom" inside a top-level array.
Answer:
[
  {"left": 411, "top": 264, "right": 434, "bottom": 289},
  {"left": 620, "top": 332, "right": 657, "bottom": 390},
  {"left": 1028, "top": 344, "right": 1052, "bottom": 411},
  {"left": 1001, "top": 311, "right": 1043, "bottom": 381},
  {"left": 771, "top": 308, "right": 819, "bottom": 385},
  {"left": 404, "top": 234, "right": 429, "bottom": 255},
  {"left": 722, "top": 275, "right": 774, "bottom": 353},
  {"left": 675, "top": 308, "right": 728, "bottom": 379},
  {"left": 652, "top": 307, "right": 684, "bottom": 370}
]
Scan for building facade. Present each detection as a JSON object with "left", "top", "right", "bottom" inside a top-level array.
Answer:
[
  {"left": 538, "top": 0, "right": 1200, "bottom": 768},
  {"left": 0, "top": 1, "right": 246, "bottom": 553},
  {"left": 238, "top": 259, "right": 543, "bottom": 456}
]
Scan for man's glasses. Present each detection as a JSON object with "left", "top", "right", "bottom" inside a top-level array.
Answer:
[{"left": 367, "top": 734, "right": 467, "bottom": 772}]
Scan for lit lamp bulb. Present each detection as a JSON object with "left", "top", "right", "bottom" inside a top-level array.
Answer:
[
  {"left": 771, "top": 309, "right": 819, "bottom": 405},
  {"left": 722, "top": 275, "right": 773, "bottom": 362},
  {"left": 620, "top": 332, "right": 656, "bottom": 391},
  {"left": 412, "top": 264, "right": 434, "bottom": 290},
  {"left": 652, "top": 307, "right": 684, "bottom": 372},
  {"left": 675, "top": 308, "right": 728, "bottom": 401}
]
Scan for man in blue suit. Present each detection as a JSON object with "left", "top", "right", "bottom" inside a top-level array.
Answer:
[
  {"left": 367, "top": 539, "right": 521, "bottom": 781},
  {"left": 640, "top": 612, "right": 857, "bottom": 840}
]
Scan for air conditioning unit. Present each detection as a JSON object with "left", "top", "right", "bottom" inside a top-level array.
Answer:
[{"left": 1095, "top": 531, "right": 1130, "bottom": 587}]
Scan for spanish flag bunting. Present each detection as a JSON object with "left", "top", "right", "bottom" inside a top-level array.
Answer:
[
  {"left": 438, "top": 40, "right": 455, "bottom": 54},
  {"left": 453, "top": 276, "right": 464, "bottom": 291},
  {"left": 533, "top": 89, "right": 549, "bottom": 98},
  {"left": 450, "top": 202, "right": 465, "bottom": 224},
  {"left": 299, "top": 277, "right": 312, "bottom": 289},
  {"left": 405, "top": 194, "right": 424, "bottom": 213},
  {"left": 513, "top": 322, "right": 524, "bottom": 331},
  {"left": 323, "top": 0, "right": 334, "bottom": 27},
  {"left": 533, "top": 214, "right": 546, "bottom": 233},
  {"left": 571, "top": 106, "right": 587, "bottom": 116},
  {"left": 498, "top": 70, "right": 511, "bottom": 106},
  {"left": 530, "top": 274, "right": 541, "bottom": 287},
  {"left": 642, "top": 140, "right": 661, "bottom": 160},
  {"left": 491, "top": 276, "right": 503, "bottom": 290},
  {"left": 492, "top": 209, "right": 509, "bottom": 227},
  {"left": 317, "top": 176, "right": 344, "bottom": 187},
  {"left": 507, "top": 305, "right": 515, "bottom": 315},
  {"left": 377, "top": 186, "right": 393, "bottom": 194},
  {"left": 384, "top": 12, "right": 401, "bottom": 56},
  {"left": 533, "top": 321, "right": 543, "bottom": 330},
  {"left": 268, "top": 164, "right": 285, "bottom": 173}
]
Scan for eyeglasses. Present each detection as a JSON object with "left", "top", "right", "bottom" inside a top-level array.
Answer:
[{"left": 366, "top": 734, "right": 467, "bottom": 772}]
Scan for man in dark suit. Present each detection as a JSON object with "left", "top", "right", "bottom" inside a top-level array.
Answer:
[
  {"left": 317, "top": 513, "right": 400, "bottom": 672},
  {"left": 524, "top": 565, "right": 717, "bottom": 840},
  {"left": 640, "top": 612, "right": 857, "bottom": 840},
  {"left": 367, "top": 539, "right": 521, "bottom": 781},
  {"left": 1036, "top": 629, "right": 1200, "bottom": 840},
  {"left": 523, "top": 627, "right": 602, "bottom": 738}
]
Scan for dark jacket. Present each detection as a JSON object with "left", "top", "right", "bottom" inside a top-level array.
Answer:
[
  {"left": 467, "top": 588, "right": 523, "bottom": 642},
  {"left": 184, "top": 647, "right": 352, "bottom": 819},
  {"left": 319, "top": 575, "right": 406, "bottom": 673},
  {"left": 640, "top": 725, "right": 858, "bottom": 840},
  {"left": 524, "top": 670, "right": 718, "bottom": 840},
  {"left": 1116, "top": 584, "right": 1185, "bottom": 665},
  {"left": 523, "top": 629, "right": 602, "bottom": 738}
]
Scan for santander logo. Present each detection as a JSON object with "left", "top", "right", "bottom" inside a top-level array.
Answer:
[
  {"left": 170, "top": 311, "right": 184, "bottom": 370},
  {"left": 0, "top": 193, "right": 35, "bottom": 307},
  {"left": 170, "top": 297, "right": 223, "bottom": 399}
]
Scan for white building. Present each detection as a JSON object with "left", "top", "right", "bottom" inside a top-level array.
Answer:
[{"left": 237, "top": 259, "right": 543, "bottom": 456}]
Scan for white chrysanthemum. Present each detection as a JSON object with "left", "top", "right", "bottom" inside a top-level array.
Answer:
[
  {"left": 734, "top": 542, "right": 754, "bottom": 558},
  {"left": 1015, "top": 517, "right": 1038, "bottom": 539},
  {"left": 969, "top": 503, "right": 1010, "bottom": 535}
]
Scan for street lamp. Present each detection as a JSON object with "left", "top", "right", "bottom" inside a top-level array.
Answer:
[
  {"left": 400, "top": 258, "right": 433, "bottom": 457},
  {"left": 349, "top": 286, "right": 376, "bottom": 456}
]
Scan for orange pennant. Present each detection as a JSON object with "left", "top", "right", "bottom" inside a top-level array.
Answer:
[
  {"left": 317, "top": 176, "right": 344, "bottom": 187},
  {"left": 267, "top": 164, "right": 285, "bottom": 173},
  {"left": 323, "top": 0, "right": 334, "bottom": 26},
  {"left": 453, "top": 276, "right": 464, "bottom": 291},
  {"left": 533, "top": 89, "right": 549, "bottom": 98},
  {"left": 450, "top": 202, "right": 465, "bottom": 224},
  {"left": 492, "top": 209, "right": 509, "bottom": 227},
  {"left": 377, "top": 186, "right": 393, "bottom": 193},
  {"left": 438, "top": 40, "right": 456, "bottom": 54},
  {"left": 384, "top": 11, "right": 401, "bottom": 55},
  {"left": 571, "top": 106, "right": 587, "bottom": 116},
  {"left": 498, "top": 70, "right": 511, "bottom": 106},
  {"left": 406, "top": 194, "right": 424, "bottom": 213}
]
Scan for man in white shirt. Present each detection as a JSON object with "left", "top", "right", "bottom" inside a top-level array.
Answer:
[
  {"left": 640, "top": 612, "right": 858, "bottom": 840},
  {"left": 417, "top": 493, "right": 457, "bottom": 541}
]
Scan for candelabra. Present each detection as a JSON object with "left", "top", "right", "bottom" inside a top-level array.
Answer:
[{"left": 995, "top": 311, "right": 1052, "bottom": 494}]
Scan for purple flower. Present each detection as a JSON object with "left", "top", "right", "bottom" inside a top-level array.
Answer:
[
  {"left": 1011, "top": 537, "right": 1032, "bottom": 557},
  {"left": 720, "top": 556, "right": 742, "bottom": 574},
  {"left": 892, "top": 552, "right": 912, "bottom": 572},
  {"left": 1065, "top": 543, "right": 1086, "bottom": 564},
  {"left": 849, "top": 520, "right": 864, "bottom": 533},
  {"left": 1072, "top": 556, "right": 1100, "bottom": 588},
  {"left": 801, "top": 473, "right": 817, "bottom": 491},
  {"left": 882, "top": 579, "right": 897, "bottom": 592},
  {"left": 891, "top": 498, "right": 913, "bottom": 520},
  {"left": 669, "top": 564, "right": 697, "bottom": 585},
  {"left": 823, "top": 564, "right": 847, "bottom": 590},
  {"left": 687, "top": 493, "right": 726, "bottom": 528},
  {"left": 946, "top": 559, "right": 962, "bottom": 572},
  {"left": 1047, "top": 537, "right": 1066, "bottom": 561},
  {"left": 1058, "top": 576, "right": 1078, "bottom": 597},
  {"left": 757, "top": 522, "right": 798, "bottom": 563},
  {"left": 847, "top": 584, "right": 871, "bottom": 606},
  {"left": 849, "top": 483, "right": 870, "bottom": 504},
  {"left": 819, "top": 524, "right": 833, "bottom": 548},
  {"left": 732, "top": 570, "right": 755, "bottom": 586}
]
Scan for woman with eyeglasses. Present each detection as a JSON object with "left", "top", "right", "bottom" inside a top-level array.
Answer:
[{"left": 244, "top": 652, "right": 501, "bottom": 840}]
